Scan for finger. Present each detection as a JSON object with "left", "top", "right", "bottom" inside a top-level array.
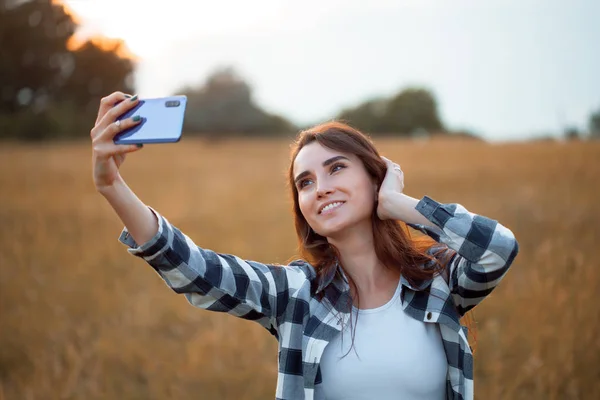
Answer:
[
  {"left": 95, "top": 92, "right": 132, "bottom": 125},
  {"left": 381, "top": 156, "right": 398, "bottom": 171},
  {"left": 382, "top": 158, "right": 401, "bottom": 178},
  {"left": 96, "top": 95, "right": 140, "bottom": 131},
  {"left": 96, "top": 94, "right": 139, "bottom": 131},
  {"left": 98, "top": 114, "right": 142, "bottom": 142}
]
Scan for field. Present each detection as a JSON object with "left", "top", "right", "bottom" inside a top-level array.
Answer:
[{"left": 1, "top": 136, "right": 599, "bottom": 399}]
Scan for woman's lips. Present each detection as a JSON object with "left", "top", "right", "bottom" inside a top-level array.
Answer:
[{"left": 319, "top": 201, "right": 345, "bottom": 215}]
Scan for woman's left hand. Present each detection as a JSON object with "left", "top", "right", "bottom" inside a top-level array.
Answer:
[{"left": 377, "top": 156, "right": 405, "bottom": 220}]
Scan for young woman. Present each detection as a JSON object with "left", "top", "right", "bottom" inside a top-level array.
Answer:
[{"left": 91, "top": 92, "right": 519, "bottom": 400}]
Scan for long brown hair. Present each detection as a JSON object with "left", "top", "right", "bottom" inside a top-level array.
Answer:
[
  {"left": 287, "top": 121, "right": 478, "bottom": 355},
  {"left": 288, "top": 121, "right": 453, "bottom": 295}
]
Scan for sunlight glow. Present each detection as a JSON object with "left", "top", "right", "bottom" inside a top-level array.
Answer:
[{"left": 63, "top": 0, "right": 282, "bottom": 58}]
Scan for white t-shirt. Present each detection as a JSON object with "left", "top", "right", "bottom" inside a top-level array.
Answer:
[{"left": 318, "top": 280, "right": 448, "bottom": 400}]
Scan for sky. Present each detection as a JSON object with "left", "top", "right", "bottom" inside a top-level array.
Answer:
[{"left": 64, "top": 0, "right": 599, "bottom": 141}]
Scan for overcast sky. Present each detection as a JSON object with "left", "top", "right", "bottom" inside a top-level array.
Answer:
[{"left": 65, "top": 0, "right": 599, "bottom": 141}]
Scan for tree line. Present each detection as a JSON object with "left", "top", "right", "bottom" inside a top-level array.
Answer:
[
  {"left": 175, "top": 67, "right": 449, "bottom": 139},
  {"left": 1, "top": 0, "right": 598, "bottom": 141},
  {"left": 0, "top": 0, "right": 454, "bottom": 141}
]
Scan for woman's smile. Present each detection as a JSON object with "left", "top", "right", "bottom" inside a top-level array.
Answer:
[{"left": 319, "top": 201, "right": 346, "bottom": 215}]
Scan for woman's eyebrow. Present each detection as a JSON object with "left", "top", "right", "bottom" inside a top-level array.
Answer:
[
  {"left": 294, "top": 155, "right": 350, "bottom": 184},
  {"left": 294, "top": 171, "right": 310, "bottom": 185},
  {"left": 322, "top": 155, "right": 349, "bottom": 166}
]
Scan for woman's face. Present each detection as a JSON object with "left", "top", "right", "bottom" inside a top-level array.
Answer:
[{"left": 293, "top": 142, "right": 377, "bottom": 239}]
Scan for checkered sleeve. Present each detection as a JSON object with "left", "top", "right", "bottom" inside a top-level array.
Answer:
[
  {"left": 409, "top": 196, "right": 519, "bottom": 316},
  {"left": 118, "top": 207, "right": 313, "bottom": 331}
]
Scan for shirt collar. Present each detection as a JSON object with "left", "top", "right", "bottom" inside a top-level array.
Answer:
[
  {"left": 399, "top": 274, "right": 433, "bottom": 291},
  {"left": 315, "top": 261, "right": 344, "bottom": 295}
]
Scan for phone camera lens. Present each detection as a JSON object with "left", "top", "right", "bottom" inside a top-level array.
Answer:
[{"left": 165, "top": 100, "right": 180, "bottom": 107}]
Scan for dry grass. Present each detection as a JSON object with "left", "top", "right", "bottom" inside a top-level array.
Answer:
[{"left": 0, "top": 136, "right": 599, "bottom": 399}]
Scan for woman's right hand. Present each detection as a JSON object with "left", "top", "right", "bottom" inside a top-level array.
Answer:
[{"left": 90, "top": 91, "right": 144, "bottom": 191}]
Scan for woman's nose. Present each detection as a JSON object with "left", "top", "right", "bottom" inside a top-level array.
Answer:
[{"left": 316, "top": 185, "right": 335, "bottom": 199}]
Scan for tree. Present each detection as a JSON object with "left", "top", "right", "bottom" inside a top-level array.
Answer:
[
  {"left": 338, "top": 98, "right": 388, "bottom": 133},
  {"left": 0, "top": 0, "right": 76, "bottom": 113},
  {"left": 385, "top": 88, "right": 444, "bottom": 134},
  {"left": 564, "top": 126, "right": 580, "bottom": 141},
  {"left": 59, "top": 39, "right": 135, "bottom": 115},
  {"left": 0, "top": 0, "right": 135, "bottom": 140},
  {"left": 337, "top": 87, "right": 445, "bottom": 136},
  {"left": 177, "top": 67, "right": 295, "bottom": 136},
  {"left": 589, "top": 109, "right": 600, "bottom": 139}
]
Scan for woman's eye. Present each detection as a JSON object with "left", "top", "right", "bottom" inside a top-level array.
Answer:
[
  {"left": 299, "top": 179, "right": 313, "bottom": 189},
  {"left": 331, "top": 163, "right": 346, "bottom": 173}
]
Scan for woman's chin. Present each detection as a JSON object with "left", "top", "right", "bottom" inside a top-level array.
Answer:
[
  {"left": 316, "top": 215, "right": 373, "bottom": 241},
  {"left": 316, "top": 220, "right": 351, "bottom": 240}
]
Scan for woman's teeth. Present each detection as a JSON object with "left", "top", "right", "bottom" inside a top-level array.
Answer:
[{"left": 320, "top": 202, "right": 344, "bottom": 214}]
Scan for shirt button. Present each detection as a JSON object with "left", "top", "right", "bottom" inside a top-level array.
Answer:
[{"left": 426, "top": 312, "right": 432, "bottom": 320}]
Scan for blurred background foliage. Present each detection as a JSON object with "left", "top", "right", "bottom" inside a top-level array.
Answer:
[
  {"left": 0, "top": 0, "right": 134, "bottom": 140},
  {"left": 175, "top": 67, "right": 296, "bottom": 137},
  {"left": 338, "top": 87, "right": 443, "bottom": 135},
  {"left": 10, "top": 0, "right": 598, "bottom": 141}
]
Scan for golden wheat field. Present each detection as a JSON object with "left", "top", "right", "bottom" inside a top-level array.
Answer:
[{"left": 1, "top": 136, "right": 599, "bottom": 400}]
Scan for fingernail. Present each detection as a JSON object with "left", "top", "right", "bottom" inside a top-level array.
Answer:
[
  {"left": 124, "top": 94, "right": 132, "bottom": 98},
  {"left": 136, "top": 143, "right": 143, "bottom": 148},
  {"left": 132, "top": 115, "right": 141, "bottom": 122},
  {"left": 130, "top": 94, "right": 138, "bottom": 102}
]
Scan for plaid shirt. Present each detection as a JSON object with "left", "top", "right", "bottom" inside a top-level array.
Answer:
[{"left": 119, "top": 196, "right": 519, "bottom": 400}]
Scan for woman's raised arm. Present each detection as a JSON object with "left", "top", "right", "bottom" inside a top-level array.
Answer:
[
  {"left": 90, "top": 91, "right": 158, "bottom": 245},
  {"left": 116, "top": 205, "right": 313, "bottom": 334},
  {"left": 91, "top": 92, "right": 313, "bottom": 333}
]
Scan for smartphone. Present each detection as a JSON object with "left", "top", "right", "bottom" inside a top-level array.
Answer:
[{"left": 113, "top": 95, "right": 187, "bottom": 144}]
